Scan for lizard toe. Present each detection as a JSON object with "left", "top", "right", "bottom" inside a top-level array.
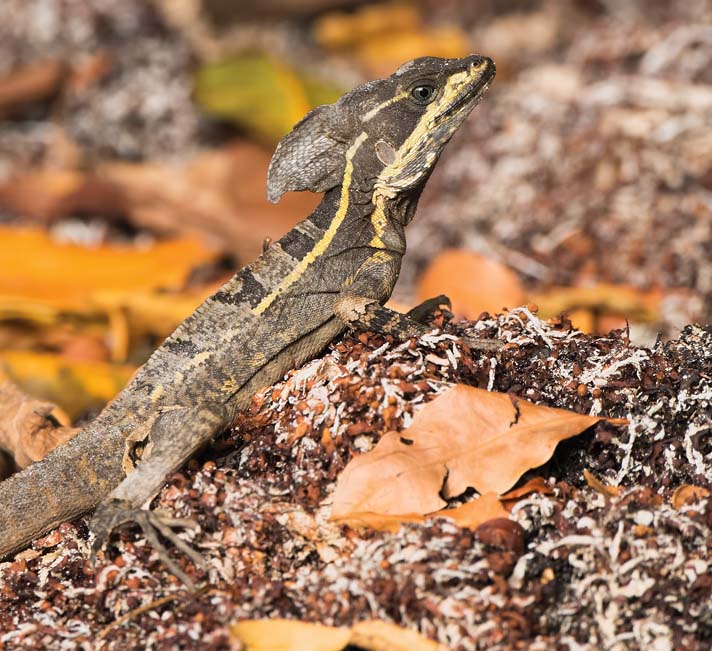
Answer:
[
  {"left": 406, "top": 294, "right": 453, "bottom": 324},
  {"left": 89, "top": 499, "right": 205, "bottom": 589}
]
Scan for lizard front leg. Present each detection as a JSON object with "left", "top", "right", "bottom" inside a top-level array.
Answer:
[
  {"left": 334, "top": 255, "right": 501, "bottom": 351},
  {"left": 90, "top": 404, "right": 228, "bottom": 588}
]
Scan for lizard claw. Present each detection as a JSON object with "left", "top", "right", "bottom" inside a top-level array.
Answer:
[{"left": 90, "top": 499, "right": 206, "bottom": 589}]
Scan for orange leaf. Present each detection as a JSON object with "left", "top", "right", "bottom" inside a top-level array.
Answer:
[
  {"left": 418, "top": 249, "right": 525, "bottom": 318},
  {"left": 671, "top": 485, "right": 710, "bottom": 510},
  {"left": 0, "top": 59, "right": 65, "bottom": 115},
  {"left": 433, "top": 492, "right": 508, "bottom": 530},
  {"left": 0, "top": 226, "right": 217, "bottom": 311},
  {"left": 230, "top": 618, "right": 445, "bottom": 651},
  {"left": 583, "top": 469, "right": 621, "bottom": 497},
  {"left": 331, "top": 385, "right": 609, "bottom": 519},
  {"left": 500, "top": 476, "right": 554, "bottom": 509}
]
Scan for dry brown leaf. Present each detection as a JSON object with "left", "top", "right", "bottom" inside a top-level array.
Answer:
[
  {"left": 0, "top": 59, "right": 65, "bottom": 115},
  {"left": 671, "top": 485, "right": 710, "bottom": 510},
  {"left": 331, "top": 385, "right": 610, "bottom": 519},
  {"left": 330, "top": 511, "right": 425, "bottom": 533},
  {"left": 0, "top": 143, "right": 318, "bottom": 262},
  {"left": 583, "top": 469, "right": 621, "bottom": 497},
  {"left": 500, "top": 476, "right": 554, "bottom": 502},
  {"left": 229, "top": 618, "right": 444, "bottom": 651},
  {"left": 96, "top": 142, "right": 318, "bottom": 260},
  {"left": 0, "top": 380, "right": 77, "bottom": 469},
  {"left": 418, "top": 249, "right": 525, "bottom": 318},
  {"left": 433, "top": 492, "right": 508, "bottom": 530}
]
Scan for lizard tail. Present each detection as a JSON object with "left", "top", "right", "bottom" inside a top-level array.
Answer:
[{"left": 0, "top": 419, "right": 125, "bottom": 559}]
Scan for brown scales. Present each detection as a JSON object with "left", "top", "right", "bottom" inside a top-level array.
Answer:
[{"left": 0, "top": 55, "right": 498, "bottom": 586}]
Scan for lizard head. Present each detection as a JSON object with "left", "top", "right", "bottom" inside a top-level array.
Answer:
[
  {"left": 267, "top": 55, "right": 495, "bottom": 204},
  {"left": 363, "top": 55, "right": 495, "bottom": 197}
]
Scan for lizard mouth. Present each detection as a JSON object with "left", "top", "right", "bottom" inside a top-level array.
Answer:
[{"left": 435, "top": 58, "right": 496, "bottom": 126}]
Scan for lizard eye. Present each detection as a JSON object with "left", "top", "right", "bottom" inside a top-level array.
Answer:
[{"left": 410, "top": 84, "right": 436, "bottom": 104}]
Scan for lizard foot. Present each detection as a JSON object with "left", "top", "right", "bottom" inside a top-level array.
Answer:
[
  {"left": 408, "top": 295, "right": 502, "bottom": 352},
  {"left": 406, "top": 294, "right": 453, "bottom": 324},
  {"left": 90, "top": 499, "right": 206, "bottom": 589}
]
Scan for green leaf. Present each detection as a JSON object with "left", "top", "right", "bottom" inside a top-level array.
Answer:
[{"left": 195, "top": 52, "right": 343, "bottom": 144}]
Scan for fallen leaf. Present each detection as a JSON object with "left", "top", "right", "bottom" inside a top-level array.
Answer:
[
  {"left": 0, "top": 226, "right": 217, "bottom": 310},
  {"left": 331, "top": 385, "right": 612, "bottom": 519},
  {"left": 195, "top": 53, "right": 343, "bottom": 144},
  {"left": 418, "top": 249, "right": 525, "bottom": 318},
  {"left": 583, "top": 469, "right": 621, "bottom": 497},
  {"left": 671, "top": 484, "right": 710, "bottom": 510},
  {"left": 0, "top": 380, "right": 77, "bottom": 469},
  {"left": 532, "top": 283, "right": 662, "bottom": 328},
  {"left": 355, "top": 27, "right": 469, "bottom": 78},
  {"left": 500, "top": 476, "right": 554, "bottom": 510},
  {"left": 433, "top": 492, "right": 508, "bottom": 530},
  {"left": 230, "top": 620, "right": 352, "bottom": 651},
  {"left": 96, "top": 142, "right": 318, "bottom": 261},
  {"left": 313, "top": 3, "right": 422, "bottom": 50},
  {"left": 313, "top": 3, "right": 468, "bottom": 78},
  {"left": 0, "top": 351, "right": 135, "bottom": 419},
  {"left": 331, "top": 511, "right": 425, "bottom": 533},
  {"left": 500, "top": 476, "right": 554, "bottom": 501},
  {"left": 0, "top": 59, "right": 65, "bottom": 116},
  {"left": 0, "top": 143, "right": 319, "bottom": 262},
  {"left": 230, "top": 619, "right": 444, "bottom": 651},
  {"left": 350, "top": 620, "right": 445, "bottom": 651}
]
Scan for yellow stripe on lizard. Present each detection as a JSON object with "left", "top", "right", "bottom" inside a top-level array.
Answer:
[{"left": 252, "top": 131, "right": 369, "bottom": 316}]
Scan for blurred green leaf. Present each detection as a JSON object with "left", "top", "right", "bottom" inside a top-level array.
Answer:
[{"left": 195, "top": 52, "right": 343, "bottom": 144}]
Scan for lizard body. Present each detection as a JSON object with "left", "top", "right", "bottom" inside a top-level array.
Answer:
[{"left": 0, "top": 55, "right": 496, "bottom": 579}]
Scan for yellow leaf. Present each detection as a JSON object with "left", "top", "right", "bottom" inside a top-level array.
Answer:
[
  {"left": 0, "top": 351, "right": 135, "bottom": 419},
  {"left": 230, "top": 619, "right": 445, "bottom": 651},
  {"left": 418, "top": 249, "right": 525, "bottom": 319},
  {"left": 313, "top": 3, "right": 422, "bottom": 50},
  {"left": 331, "top": 385, "right": 615, "bottom": 519},
  {"left": 351, "top": 620, "right": 445, "bottom": 651},
  {"left": 0, "top": 226, "right": 217, "bottom": 311},
  {"left": 356, "top": 27, "right": 469, "bottom": 78},
  {"left": 230, "top": 620, "right": 351, "bottom": 651},
  {"left": 195, "top": 54, "right": 343, "bottom": 144},
  {"left": 533, "top": 283, "right": 661, "bottom": 325}
]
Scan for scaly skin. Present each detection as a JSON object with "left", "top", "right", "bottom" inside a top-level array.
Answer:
[{"left": 0, "top": 55, "right": 497, "bottom": 579}]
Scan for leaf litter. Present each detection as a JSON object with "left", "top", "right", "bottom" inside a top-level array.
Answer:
[
  {"left": 1, "top": 309, "right": 710, "bottom": 650},
  {"left": 0, "top": 0, "right": 710, "bottom": 650}
]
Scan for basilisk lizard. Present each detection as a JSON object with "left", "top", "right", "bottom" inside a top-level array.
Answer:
[{"left": 0, "top": 55, "right": 497, "bottom": 583}]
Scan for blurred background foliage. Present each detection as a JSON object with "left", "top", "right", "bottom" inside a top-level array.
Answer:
[{"left": 0, "top": 0, "right": 710, "bottom": 428}]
